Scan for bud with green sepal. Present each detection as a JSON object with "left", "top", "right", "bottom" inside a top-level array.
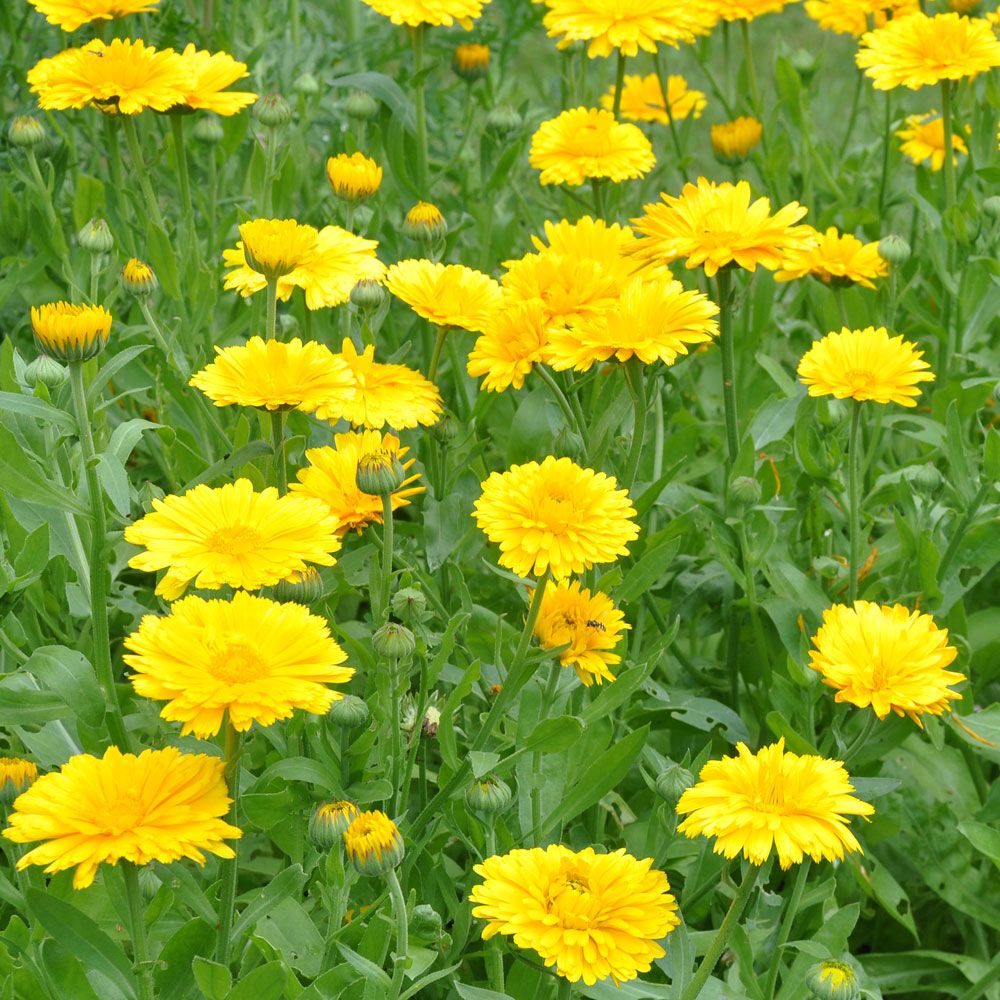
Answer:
[
  {"left": 373, "top": 622, "right": 416, "bottom": 660},
  {"left": 327, "top": 693, "right": 371, "bottom": 730},
  {"left": 465, "top": 775, "right": 512, "bottom": 816}
]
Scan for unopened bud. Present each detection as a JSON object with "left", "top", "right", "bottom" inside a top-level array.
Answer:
[
  {"left": 253, "top": 93, "right": 292, "bottom": 128},
  {"left": 484, "top": 104, "right": 522, "bottom": 139},
  {"left": 270, "top": 567, "right": 325, "bottom": 604},
  {"left": 9, "top": 115, "right": 46, "bottom": 149},
  {"left": 77, "top": 218, "right": 114, "bottom": 255},
  {"left": 806, "top": 960, "right": 860, "bottom": 1000},
  {"left": 309, "top": 800, "right": 360, "bottom": 849},
  {"left": 372, "top": 621, "right": 416, "bottom": 660},
  {"left": 193, "top": 115, "right": 225, "bottom": 143},
  {"left": 350, "top": 278, "right": 387, "bottom": 312},
  {"left": 465, "top": 775, "right": 512, "bottom": 815},
  {"left": 24, "top": 354, "right": 68, "bottom": 391},
  {"left": 391, "top": 587, "right": 427, "bottom": 623},
  {"left": 655, "top": 763, "right": 694, "bottom": 804},
  {"left": 343, "top": 89, "right": 379, "bottom": 121},
  {"left": 294, "top": 72, "right": 320, "bottom": 96},
  {"left": 403, "top": 202, "right": 447, "bottom": 243},
  {"left": 119, "top": 258, "right": 158, "bottom": 298},
  {"left": 877, "top": 234, "right": 911, "bottom": 267},
  {"left": 327, "top": 693, "right": 370, "bottom": 730},
  {"left": 356, "top": 449, "right": 406, "bottom": 496},
  {"left": 730, "top": 475, "right": 762, "bottom": 508}
]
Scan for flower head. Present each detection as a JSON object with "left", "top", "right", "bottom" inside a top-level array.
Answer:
[
  {"left": 808, "top": 601, "right": 964, "bottom": 724},
  {"left": 343, "top": 810, "right": 405, "bottom": 875},
  {"left": 358, "top": 0, "right": 488, "bottom": 27},
  {"left": 707, "top": 0, "right": 792, "bottom": 21},
  {"left": 533, "top": 580, "right": 629, "bottom": 685},
  {"left": 385, "top": 259, "right": 502, "bottom": 332},
  {"left": 856, "top": 12, "right": 1000, "bottom": 89},
  {"left": 318, "top": 339, "right": 442, "bottom": 428},
  {"left": 467, "top": 299, "right": 554, "bottom": 392},
  {"left": 600, "top": 73, "right": 706, "bottom": 123},
  {"left": 403, "top": 201, "right": 447, "bottom": 241},
  {"left": 326, "top": 152, "right": 383, "bottom": 202},
  {"left": 3, "top": 746, "right": 240, "bottom": 889},
  {"left": 290, "top": 431, "right": 424, "bottom": 533},
  {"left": 123, "top": 592, "right": 354, "bottom": 737},
  {"left": 676, "top": 739, "right": 875, "bottom": 869},
  {"left": 530, "top": 107, "right": 655, "bottom": 186},
  {"left": 805, "top": 0, "right": 918, "bottom": 37},
  {"left": 27, "top": 38, "right": 189, "bottom": 114},
  {"left": 797, "top": 326, "right": 934, "bottom": 406},
  {"left": 120, "top": 258, "right": 158, "bottom": 297},
  {"left": 26, "top": 0, "right": 158, "bottom": 31},
  {"left": 474, "top": 456, "right": 639, "bottom": 580},
  {"left": 310, "top": 801, "right": 361, "bottom": 848},
  {"left": 471, "top": 845, "right": 679, "bottom": 985},
  {"left": 124, "top": 478, "right": 342, "bottom": 600},
  {"left": 453, "top": 42, "right": 490, "bottom": 79},
  {"left": 237, "top": 218, "right": 318, "bottom": 280},
  {"left": 0, "top": 759, "right": 38, "bottom": 804},
  {"left": 546, "top": 274, "right": 718, "bottom": 372},
  {"left": 776, "top": 226, "right": 887, "bottom": 288},
  {"left": 31, "top": 302, "right": 111, "bottom": 362},
  {"left": 711, "top": 116, "right": 763, "bottom": 162},
  {"left": 896, "top": 111, "right": 969, "bottom": 170},
  {"left": 630, "top": 178, "right": 812, "bottom": 276},
  {"left": 170, "top": 44, "right": 257, "bottom": 115},
  {"left": 807, "top": 960, "right": 861, "bottom": 1000}
]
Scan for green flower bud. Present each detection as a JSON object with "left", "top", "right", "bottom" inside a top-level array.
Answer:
[
  {"left": 77, "top": 217, "right": 114, "bottom": 255},
  {"left": 391, "top": 586, "right": 428, "bottom": 623},
  {"left": 294, "top": 72, "right": 320, "bottom": 96},
  {"left": 983, "top": 195, "right": 1000, "bottom": 222},
  {"left": 309, "top": 800, "right": 361, "bottom": 849},
  {"left": 431, "top": 411, "right": 459, "bottom": 443},
  {"left": 465, "top": 775, "right": 512, "bottom": 816},
  {"left": 356, "top": 448, "right": 406, "bottom": 496},
  {"left": 327, "top": 693, "right": 370, "bottom": 730},
  {"left": 789, "top": 49, "right": 818, "bottom": 81},
  {"left": 806, "top": 960, "right": 860, "bottom": 1000},
  {"left": 372, "top": 622, "right": 416, "bottom": 660},
  {"left": 193, "top": 114, "right": 225, "bottom": 144},
  {"left": 253, "top": 93, "right": 292, "bottom": 128},
  {"left": 877, "top": 234, "right": 911, "bottom": 267},
  {"left": 119, "top": 258, "right": 158, "bottom": 298},
  {"left": 484, "top": 104, "right": 522, "bottom": 139},
  {"left": 914, "top": 463, "right": 942, "bottom": 495},
  {"left": 270, "top": 567, "right": 325, "bottom": 604},
  {"left": 24, "top": 355, "right": 68, "bottom": 391},
  {"left": 343, "top": 89, "right": 379, "bottom": 121},
  {"left": 403, "top": 202, "right": 447, "bottom": 243},
  {"left": 655, "top": 763, "right": 695, "bottom": 804},
  {"left": 350, "top": 278, "right": 387, "bottom": 313},
  {"left": 9, "top": 115, "right": 46, "bottom": 149},
  {"left": 410, "top": 903, "right": 443, "bottom": 940},
  {"left": 730, "top": 475, "right": 762, "bottom": 508}
]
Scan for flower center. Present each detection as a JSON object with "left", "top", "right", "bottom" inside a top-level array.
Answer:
[
  {"left": 209, "top": 642, "right": 267, "bottom": 683},
  {"left": 547, "top": 866, "right": 595, "bottom": 929},
  {"left": 207, "top": 525, "right": 262, "bottom": 556},
  {"left": 100, "top": 793, "right": 149, "bottom": 836},
  {"left": 843, "top": 368, "right": 876, "bottom": 391}
]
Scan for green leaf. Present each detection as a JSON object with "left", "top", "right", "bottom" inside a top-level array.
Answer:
[
  {"left": 454, "top": 985, "right": 514, "bottom": 1000},
  {"left": 225, "top": 963, "right": 287, "bottom": 1000},
  {"left": 231, "top": 864, "right": 306, "bottom": 940},
  {"left": 0, "top": 391, "right": 75, "bottom": 432},
  {"left": 96, "top": 452, "right": 131, "bottom": 517},
  {"left": 0, "top": 677, "right": 71, "bottom": 725},
  {"left": 335, "top": 943, "right": 392, "bottom": 990},
  {"left": 957, "top": 821, "right": 1000, "bottom": 870},
  {"left": 193, "top": 958, "right": 231, "bottom": 1000},
  {"left": 146, "top": 219, "right": 181, "bottom": 299},
  {"left": 0, "top": 425, "right": 87, "bottom": 515},
  {"left": 617, "top": 537, "right": 680, "bottom": 604},
  {"left": 26, "top": 645, "right": 105, "bottom": 728},
  {"left": 155, "top": 920, "right": 216, "bottom": 1000},
  {"left": 71, "top": 175, "right": 106, "bottom": 231}
]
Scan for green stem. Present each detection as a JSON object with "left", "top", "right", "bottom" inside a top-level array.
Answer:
[
  {"left": 122, "top": 862, "right": 154, "bottom": 1000},
  {"left": 843, "top": 711, "right": 877, "bottom": 761},
  {"left": 120, "top": 115, "right": 166, "bottom": 233},
  {"left": 833, "top": 286, "right": 850, "bottom": 328},
  {"left": 389, "top": 655, "right": 402, "bottom": 813},
  {"left": 89, "top": 254, "right": 101, "bottom": 306},
  {"left": 940, "top": 80, "right": 957, "bottom": 220},
  {"left": 715, "top": 268, "right": 740, "bottom": 468},
  {"left": 138, "top": 298, "right": 186, "bottom": 376},
  {"left": 484, "top": 826, "right": 505, "bottom": 992},
  {"left": 290, "top": 0, "right": 300, "bottom": 52},
  {"left": 838, "top": 68, "right": 865, "bottom": 159},
  {"left": 386, "top": 867, "right": 409, "bottom": 1000},
  {"left": 652, "top": 49, "right": 685, "bottom": 172},
  {"left": 380, "top": 493, "right": 395, "bottom": 624},
  {"left": 262, "top": 125, "right": 278, "bottom": 216},
  {"left": 877, "top": 90, "right": 892, "bottom": 220},
  {"left": 270, "top": 409, "right": 287, "bottom": 493},
  {"left": 428, "top": 325, "right": 448, "bottom": 383},
  {"left": 762, "top": 860, "right": 810, "bottom": 999},
  {"left": 940, "top": 78, "right": 958, "bottom": 383},
  {"left": 215, "top": 720, "right": 243, "bottom": 965},
  {"left": 265, "top": 275, "right": 279, "bottom": 341},
  {"left": 535, "top": 365, "right": 584, "bottom": 442},
  {"left": 531, "top": 660, "right": 563, "bottom": 843},
  {"left": 411, "top": 25, "right": 429, "bottom": 192},
  {"left": 622, "top": 358, "right": 647, "bottom": 489},
  {"left": 558, "top": 977, "right": 573, "bottom": 999},
  {"left": 68, "top": 363, "right": 130, "bottom": 752},
  {"left": 847, "top": 402, "right": 863, "bottom": 603},
  {"left": 590, "top": 177, "right": 606, "bottom": 218},
  {"left": 680, "top": 864, "right": 762, "bottom": 1000},
  {"left": 938, "top": 478, "right": 991, "bottom": 582},
  {"left": 612, "top": 50, "right": 627, "bottom": 118},
  {"left": 169, "top": 113, "right": 194, "bottom": 234},
  {"left": 740, "top": 20, "right": 762, "bottom": 119}
]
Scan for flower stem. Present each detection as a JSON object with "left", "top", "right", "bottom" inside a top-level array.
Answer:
[
  {"left": 68, "top": 363, "right": 130, "bottom": 752},
  {"left": 740, "top": 20, "right": 762, "bottom": 120},
  {"left": 389, "top": 654, "right": 402, "bottom": 813},
  {"left": 385, "top": 867, "right": 409, "bottom": 1000},
  {"left": 715, "top": 268, "right": 740, "bottom": 468},
  {"left": 535, "top": 365, "right": 584, "bottom": 442},
  {"left": 122, "top": 862, "right": 154, "bottom": 1000},
  {"left": 428, "top": 324, "right": 448, "bottom": 383},
  {"left": 940, "top": 79, "right": 957, "bottom": 219},
  {"left": 612, "top": 50, "right": 627, "bottom": 118},
  {"left": 380, "top": 494, "right": 395, "bottom": 623},
  {"left": 265, "top": 275, "right": 279, "bottom": 341},
  {"left": 843, "top": 711, "right": 877, "bottom": 762},
  {"left": 590, "top": 177, "right": 606, "bottom": 218},
  {"left": 169, "top": 113, "right": 194, "bottom": 236},
  {"left": 877, "top": 90, "right": 892, "bottom": 219},
  {"left": 762, "top": 859, "right": 810, "bottom": 999},
  {"left": 847, "top": 401, "right": 863, "bottom": 603},
  {"left": 833, "top": 285, "right": 850, "bottom": 328},
  {"left": 484, "top": 828, "right": 505, "bottom": 992},
  {"left": 622, "top": 357, "right": 647, "bottom": 489},
  {"left": 558, "top": 978, "right": 573, "bottom": 999},
  {"left": 121, "top": 115, "right": 166, "bottom": 234},
  {"left": 410, "top": 25, "right": 429, "bottom": 192},
  {"left": 940, "top": 78, "right": 958, "bottom": 384},
  {"left": 215, "top": 720, "right": 243, "bottom": 965},
  {"left": 680, "top": 863, "right": 762, "bottom": 1000},
  {"left": 270, "top": 409, "right": 287, "bottom": 493},
  {"left": 531, "top": 660, "right": 562, "bottom": 843}
]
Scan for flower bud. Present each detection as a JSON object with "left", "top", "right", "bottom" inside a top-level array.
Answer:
[
  {"left": 193, "top": 114, "right": 225, "bottom": 144},
  {"left": 294, "top": 72, "right": 320, "bottom": 96},
  {"left": 452, "top": 43, "right": 489, "bottom": 83},
  {"left": 77, "top": 217, "right": 114, "bottom": 255},
  {"left": 373, "top": 621, "right": 416, "bottom": 660},
  {"left": 343, "top": 810, "right": 405, "bottom": 876},
  {"left": 0, "top": 757, "right": 38, "bottom": 804},
  {"left": 9, "top": 115, "right": 46, "bottom": 150},
  {"left": 431, "top": 411, "right": 459, "bottom": 443},
  {"left": 327, "top": 693, "right": 370, "bottom": 730},
  {"left": 914, "top": 463, "right": 942, "bottom": 495},
  {"left": 391, "top": 586, "right": 427, "bottom": 623},
  {"left": 31, "top": 302, "right": 111, "bottom": 363},
  {"left": 119, "top": 258, "right": 158, "bottom": 298},
  {"left": 343, "top": 89, "right": 379, "bottom": 121},
  {"left": 806, "top": 960, "right": 860, "bottom": 1000},
  {"left": 350, "top": 278, "right": 387, "bottom": 313},
  {"left": 403, "top": 202, "right": 447, "bottom": 243},
  {"left": 309, "top": 800, "right": 361, "bottom": 849},
  {"left": 465, "top": 775, "right": 512, "bottom": 816},
  {"left": 356, "top": 448, "right": 406, "bottom": 496},
  {"left": 410, "top": 903, "right": 443, "bottom": 940},
  {"left": 877, "top": 234, "right": 911, "bottom": 267},
  {"left": 484, "top": 104, "right": 522, "bottom": 139},
  {"left": 270, "top": 567, "right": 325, "bottom": 604},
  {"left": 253, "top": 93, "right": 292, "bottom": 128},
  {"left": 422, "top": 705, "right": 440, "bottom": 738},
  {"left": 789, "top": 49, "right": 818, "bottom": 80},
  {"left": 655, "top": 763, "right": 694, "bottom": 804},
  {"left": 24, "top": 355, "right": 68, "bottom": 391},
  {"left": 730, "top": 475, "right": 762, "bottom": 508},
  {"left": 983, "top": 195, "right": 1000, "bottom": 222},
  {"left": 711, "top": 117, "right": 762, "bottom": 166}
]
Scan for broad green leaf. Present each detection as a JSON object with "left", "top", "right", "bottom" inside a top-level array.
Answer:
[
  {"left": 192, "top": 958, "right": 231, "bottom": 1000},
  {"left": 225, "top": 963, "right": 287, "bottom": 1000},
  {"left": 232, "top": 864, "right": 307, "bottom": 939}
]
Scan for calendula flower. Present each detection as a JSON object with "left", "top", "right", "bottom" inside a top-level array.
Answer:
[
  {"left": 530, "top": 107, "right": 655, "bottom": 186},
  {"left": 385, "top": 259, "right": 502, "bottom": 333},
  {"left": 533, "top": 579, "right": 629, "bottom": 685},
  {"left": 26, "top": 0, "right": 158, "bottom": 31},
  {"left": 453, "top": 42, "right": 490, "bottom": 79},
  {"left": 290, "top": 431, "right": 424, "bottom": 533},
  {"left": 856, "top": 11, "right": 1000, "bottom": 89},
  {"left": 896, "top": 111, "right": 970, "bottom": 170},
  {"left": 467, "top": 299, "right": 554, "bottom": 392},
  {"left": 541, "top": 0, "right": 718, "bottom": 57},
  {"left": 804, "top": 0, "right": 918, "bottom": 37},
  {"left": 808, "top": 601, "right": 964, "bottom": 724},
  {"left": 676, "top": 739, "right": 874, "bottom": 869},
  {"left": 0, "top": 759, "right": 38, "bottom": 803},
  {"left": 797, "top": 327, "right": 935, "bottom": 406},
  {"left": 234, "top": 218, "right": 318, "bottom": 280},
  {"left": 326, "top": 152, "right": 383, "bottom": 202},
  {"left": 3, "top": 747, "right": 240, "bottom": 889},
  {"left": 124, "top": 478, "right": 342, "bottom": 600},
  {"left": 190, "top": 337, "right": 356, "bottom": 414},
  {"left": 600, "top": 73, "right": 706, "bottom": 123},
  {"left": 471, "top": 845, "right": 679, "bottom": 986},
  {"left": 708, "top": 0, "right": 793, "bottom": 20},
  {"left": 546, "top": 274, "right": 718, "bottom": 372},
  {"left": 31, "top": 302, "right": 111, "bottom": 362},
  {"left": 123, "top": 592, "right": 354, "bottom": 737},
  {"left": 358, "top": 0, "right": 488, "bottom": 28},
  {"left": 474, "top": 456, "right": 639, "bottom": 579},
  {"left": 171, "top": 44, "right": 257, "bottom": 115},
  {"left": 343, "top": 810, "right": 405, "bottom": 875},
  {"left": 317, "top": 339, "right": 442, "bottom": 429},
  {"left": 27, "top": 38, "right": 188, "bottom": 114},
  {"left": 776, "top": 226, "right": 887, "bottom": 288},
  {"left": 711, "top": 116, "right": 763, "bottom": 162},
  {"left": 630, "top": 177, "right": 812, "bottom": 276}
]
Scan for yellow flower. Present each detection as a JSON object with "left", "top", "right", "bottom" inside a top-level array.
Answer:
[
  {"left": 124, "top": 478, "right": 342, "bottom": 600},
  {"left": 310, "top": 801, "right": 361, "bottom": 847},
  {"left": 471, "top": 845, "right": 679, "bottom": 986},
  {"left": 236, "top": 218, "right": 318, "bottom": 280},
  {"left": 808, "top": 601, "right": 964, "bottom": 724},
  {"left": 676, "top": 739, "right": 875, "bottom": 869},
  {"left": 3, "top": 746, "right": 240, "bottom": 889},
  {"left": 541, "top": 0, "right": 718, "bottom": 58},
  {"left": 711, "top": 116, "right": 763, "bottom": 161},
  {"left": 0, "top": 759, "right": 38, "bottom": 803},
  {"left": 223, "top": 225, "right": 386, "bottom": 309},
  {"left": 290, "top": 431, "right": 424, "bottom": 533},
  {"left": 600, "top": 73, "right": 706, "bottom": 123},
  {"left": 856, "top": 12, "right": 1000, "bottom": 89},
  {"left": 530, "top": 107, "right": 655, "bottom": 186},
  {"left": 797, "top": 326, "right": 935, "bottom": 406},
  {"left": 326, "top": 152, "right": 383, "bottom": 202},
  {"left": 775, "top": 226, "right": 887, "bottom": 289},
  {"left": 546, "top": 274, "right": 718, "bottom": 372},
  {"left": 26, "top": 0, "right": 158, "bottom": 30},
  {"left": 474, "top": 456, "right": 639, "bottom": 580},
  {"left": 467, "top": 299, "right": 554, "bottom": 392},
  {"left": 896, "top": 111, "right": 970, "bottom": 170},
  {"left": 384, "top": 259, "right": 502, "bottom": 332},
  {"left": 630, "top": 177, "right": 812, "bottom": 277},
  {"left": 950, "top": 0, "right": 980, "bottom": 10},
  {"left": 120, "top": 258, "right": 158, "bottom": 296},
  {"left": 172, "top": 44, "right": 257, "bottom": 115},
  {"left": 533, "top": 579, "right": 629, "bottom": 685},
  {"left": 31, "top": 302, "right": 111, "bottom": 362},
  {"left": 27, "top": 38, "right": 189, "bottom": 114},
  {"left": 190, "top": 336, "right": 356, "bottom": 414},
  {"left": 343, "top": 810, "right": 405, "bottom": 875},
  {"left": 453, "top": 42, "right": 490, "bottom": 79},
  {"left": 707, "top": 0, "right": 792, "bottom": 21},
  {"left": 358, "top": 0, "right": 488, "bottom": 28},
  {"left": 317, "top": 338, "right": 442, "bottom": 428},
  {"left": 804, "top": 0, "right": 919, "bottom": 37},
  {"left": 123, "top": 592, "right": 354, "bottom": 737}
]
